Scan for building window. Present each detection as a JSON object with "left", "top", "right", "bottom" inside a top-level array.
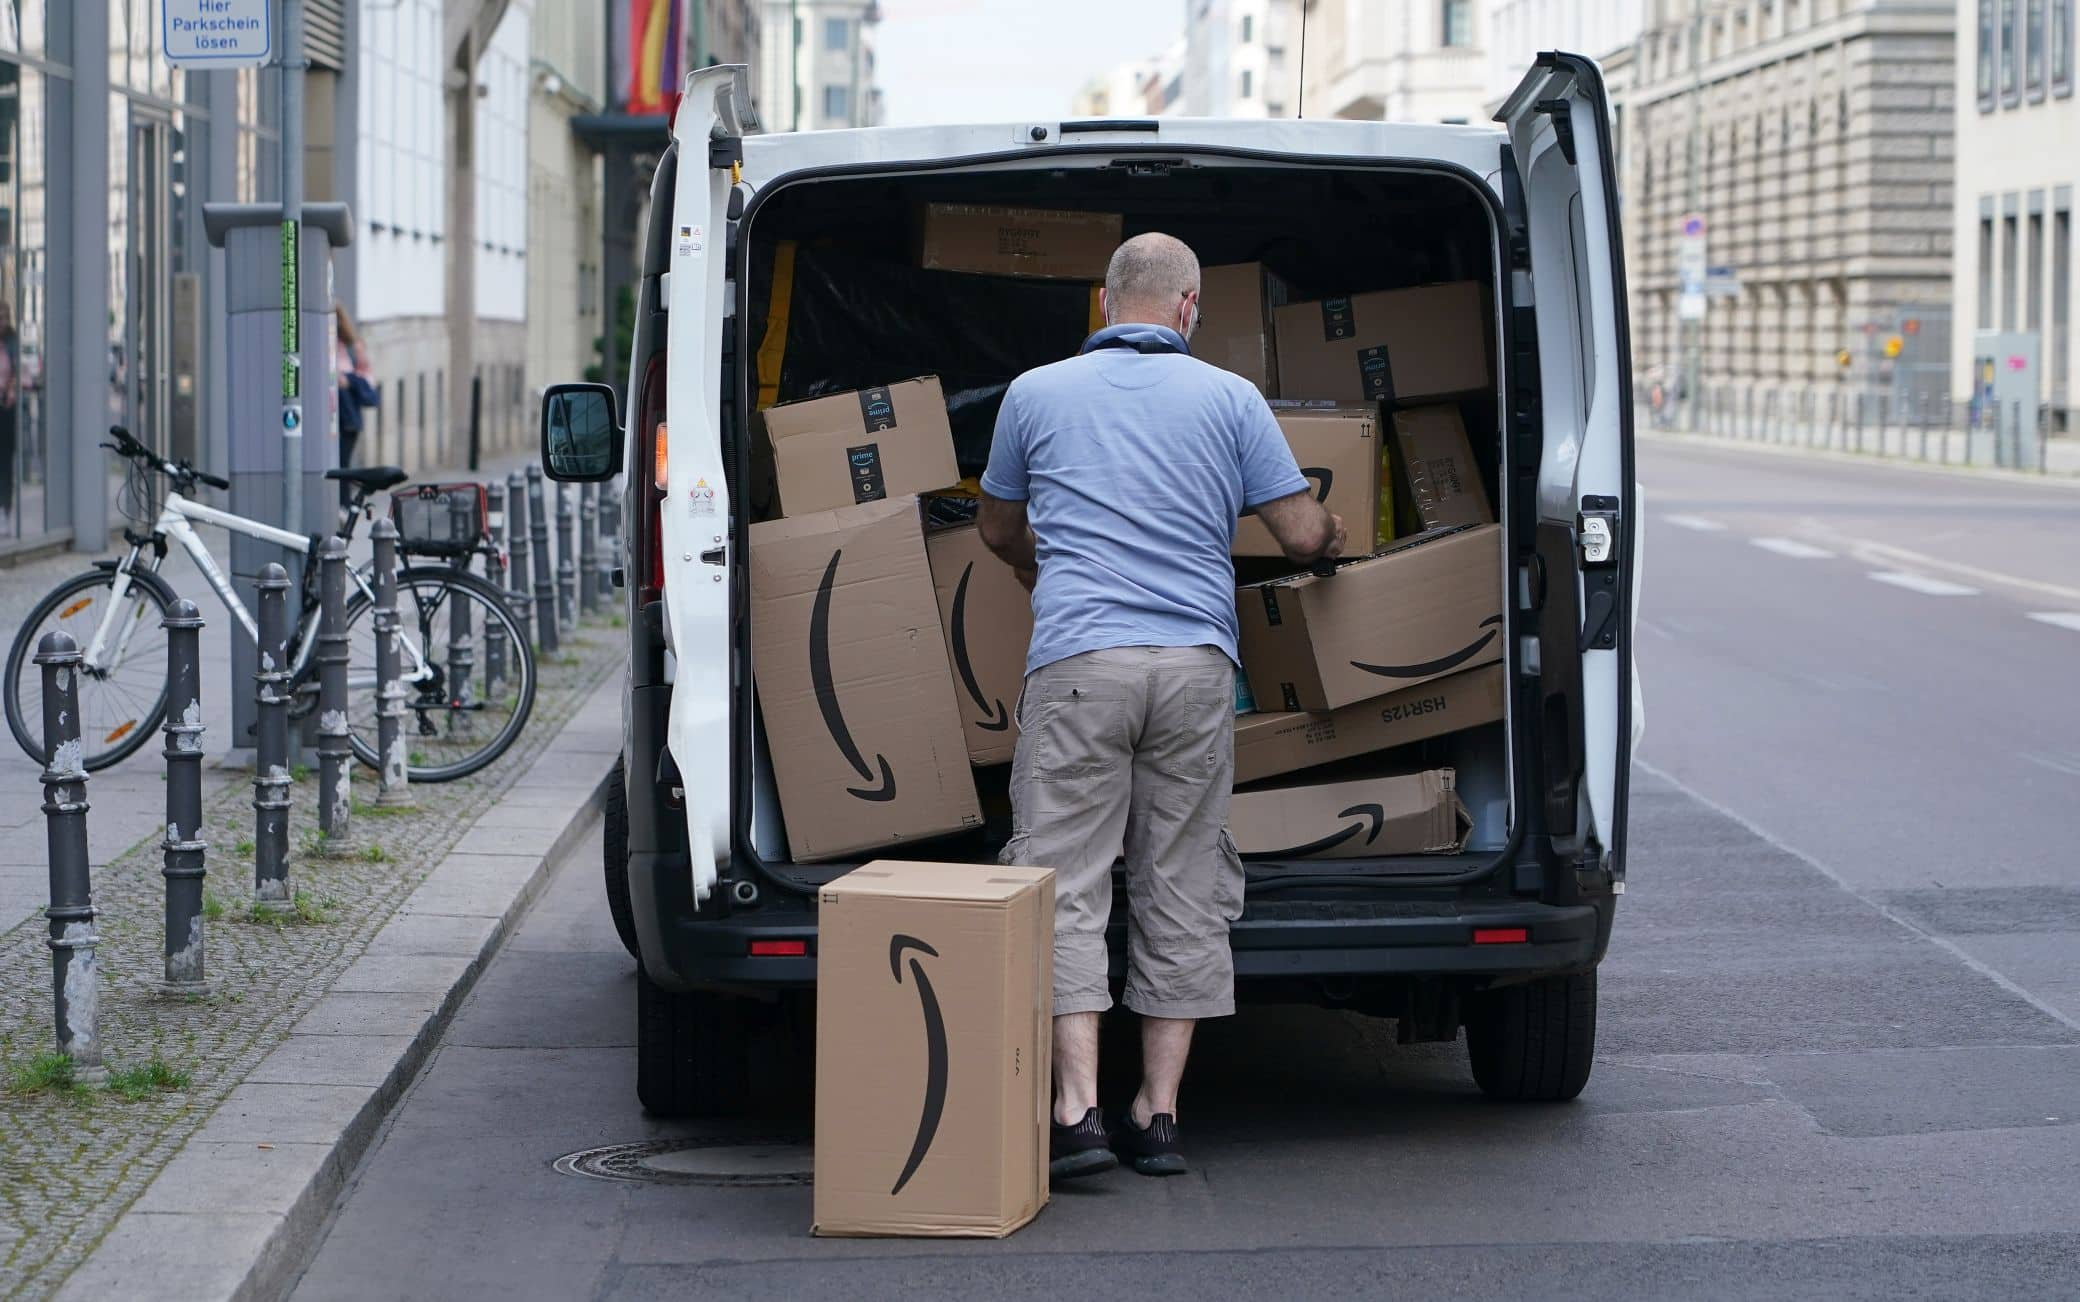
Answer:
[
  {"left": 2055, "top": 0, "right": 2074, "bottom": 93},
  {"left": 2030, "top": 0, "right": 2048, "bottom": 97},
  {"left": 1241, "top": 14, "right": 1254, "bottom": 42},
  {"left": 2002, "top": 211, "right": 2020, "bottom": 328},
  {"left": 824, "top": 17, "right": 849, "bottom": 52},
  {"left": 2003, "top": 0, "right": 2022, "bottom": 104},
  {"left": 1978, "top": 217, "right": 1996, "bottom": 328},
  {"left": 823, "top": 84, "right": 851, "bottom": 121},
  {"left": 1442, "top": 0, "right": 1472, "bottom": 47},
  {"left": 2028, "top": 209, "right": 2045, "bottom": 329},
  {"left": 2052, "top": 204, "right": 2071, "bottom": 411},
  {"left": 1240, "top": 69, "right": 1253, "bottom": 100}
]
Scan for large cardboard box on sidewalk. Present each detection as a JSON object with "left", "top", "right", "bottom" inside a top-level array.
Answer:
[
  {"left": 814, "top": 860, "right": 1054, "bottom": 1237},
  {"left": 1273, "top": 282, "right": 1488, "bottom": 405},
  {"left": 1236, "top": 523, "right": 1504, "bottom": 713},
  {"left": 1197, "top": 262, "right": 1290, "bottom": 396},
  {"left": 1228, "top": 769, "right": 1471, "bottom": 859},
  {"left": 926, "top": 525, "right": 1034, "bottom": 766},
  {"left": 1391, "top": 404, "right": 1494, "bottom": 533},
  {"left": 1233, "top": 664, "right": 1506, "bottom": 785},
  {"left": 1233, "top": 403, "right": 1382, "bottom": 558},
  {"left": 760, "top": 377, "right": 962, "bottom": 518},
  {"left": 749, "top": 498, "right": 982, "bottom": 861},
  {"left": 920, "top": 203, "right": 1122, "bottom": 280}
]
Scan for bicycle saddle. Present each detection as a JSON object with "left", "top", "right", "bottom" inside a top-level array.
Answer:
[{"left": 325, "top": 465, "right": 410, "bottom": 491}]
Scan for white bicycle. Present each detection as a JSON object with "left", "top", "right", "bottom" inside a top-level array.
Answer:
[{"left": 5, "top": 426, "right": 536, "bottom": 781}]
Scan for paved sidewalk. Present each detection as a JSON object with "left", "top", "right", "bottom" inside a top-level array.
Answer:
[
  {"left": 1640, "top": 404, "right": 2080, "bottom": 478},
  {"left": 0, "top": 610, "right": 622, "bottom": 1298}
]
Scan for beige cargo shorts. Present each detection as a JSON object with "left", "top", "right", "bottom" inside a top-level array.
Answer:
[{"left": 1000, "top": 645, "right": 1245, "bottom": 1021}]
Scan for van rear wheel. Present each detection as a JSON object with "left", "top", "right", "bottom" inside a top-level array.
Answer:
[
  {"left": 1465, "top": 968, "right": 1597, "bottom": 1102},
  {"left": 635, "top": 970, "right": 750, "bottom": 1117},
  {"left": 601, "top": 759, "right": 639, "bottom": 960}
]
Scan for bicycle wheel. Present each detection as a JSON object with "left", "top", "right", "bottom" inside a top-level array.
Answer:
[
  {"left": 343, "top": 566, "right": 537, "bottom": 783},
  {"left": 5, "top": 568, "right": 175, "bottom": 770}
]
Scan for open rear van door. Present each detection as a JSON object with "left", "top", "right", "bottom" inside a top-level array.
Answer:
[{"left": 1497, "top": 53, "right": 1637, "bottom": 880}]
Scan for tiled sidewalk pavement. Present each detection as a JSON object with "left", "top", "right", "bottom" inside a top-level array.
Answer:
[{"left": 0, "top": 618, "right": 622, "bottom": 1299}]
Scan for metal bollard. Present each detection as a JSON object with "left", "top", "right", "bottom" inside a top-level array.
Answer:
[
  {"left": 371, "top": 519, "right": 413, "bottom": 805},
  {"left": 556, "top": 483, "right": 577, "bottom": 632},
  {"left": 160, "top": 599, "right": 210, "bottom": 995},
  {"left": 527, "top": 465, "right": 559, "bottom": 654},
  {"left": 579, "top": 482, "right": 600, "bottom": 615},
  {"left": 316, "top": 535, "right": 353, "bottom": 844},
  {"left": 253, "top": 564, "right": 293, "bottom": 907},
  {"left": 506, "top": 470, "right": 534, "bottom": 651},
  {"left": 37, "top": 632, "right": 106, "bottom": 1081},
  {"left": 482, "top": 483, "right": 508, "bottom": 698},
  {"left": 446, "top": 491, "right": 475, "bottom": 711},
  {"left": 598, "top": 480, "right": 621, "bottom": 603}
]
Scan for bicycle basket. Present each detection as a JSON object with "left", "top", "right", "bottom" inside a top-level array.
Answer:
[{"left": 389, "top": 483, "right": 488, "bottom": 556}]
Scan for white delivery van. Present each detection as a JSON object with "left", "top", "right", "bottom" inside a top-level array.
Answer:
[{"left": 542, "top": 53, "right": 1638, "bottom": 1117}]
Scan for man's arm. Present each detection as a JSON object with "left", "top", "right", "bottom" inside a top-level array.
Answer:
[
  {"left": 1253, "top": 490, "right": 1347, "bottom": 567},
  {"left": 976, "top": 492, "right": 1039, "bottom": 591}
]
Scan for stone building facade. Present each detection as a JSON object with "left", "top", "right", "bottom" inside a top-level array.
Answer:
[{"left": 1616, "top": 0, "right": 1957, "bottom": 416}]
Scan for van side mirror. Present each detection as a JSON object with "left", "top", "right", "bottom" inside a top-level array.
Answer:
[{"left": 540, "top": 383, "right": 622, "bottom": 482}]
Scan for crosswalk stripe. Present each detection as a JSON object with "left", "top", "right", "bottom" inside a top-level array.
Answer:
[
  {"left": 1663, "top": 514, "right": 1727, "bottom": 532},
  {"left": 1869, "top": 571, "right": 1980, "bottom": 597},
  {"left": 1750, "top": 537, "right": 1834, "bottom": 559},
  {"left": 2027, "top": 611, "right": 2080, "bottom": 632}
]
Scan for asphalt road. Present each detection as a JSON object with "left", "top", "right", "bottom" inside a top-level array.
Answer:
[{"left": 288, "top": 439, "right": 2080, "bottom": 1300}]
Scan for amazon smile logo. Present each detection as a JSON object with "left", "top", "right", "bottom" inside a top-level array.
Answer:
[
  {"left": 1259, "top": 803, "right": 1386, "bottom": 858},
  {"left": 949, "top": 563, "right": 1009, "bottom": 732},
  {"left": 810, "top": 550, "right": 898, "bottom": 801},
  {"left": 1350, "top": 615, "right": 1503, "bottom": 681},
  {"left": 888, "top": 935, "right": 948, "bottom": 1196}
]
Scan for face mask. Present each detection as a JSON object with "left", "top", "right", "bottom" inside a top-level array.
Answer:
[{"left": 1179, "top": 296, "right": 1199, "bottom": 340}]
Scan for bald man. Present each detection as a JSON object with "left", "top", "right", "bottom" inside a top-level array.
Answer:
[{"left": 978, "top": 233, "right": 1345, "bottom": 1181}]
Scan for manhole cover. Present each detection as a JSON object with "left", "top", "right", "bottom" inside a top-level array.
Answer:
[{"left": 553, "top": 1137, "right": 813, "bottom": 1187}]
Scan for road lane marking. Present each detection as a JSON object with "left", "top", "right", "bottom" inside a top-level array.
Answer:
[
  {"left": 1869, "top": 571, "right": 1980, "bottom": 597},
  {"left": 1808, "top": 531, "right": 2080, "bottom": 604},
  {"left": 2022, "top": 751, "right": 2080, "bottom": 779},
  {"left": 1751, "top": 537, "right": 1835, "bottom": 559},
  {"left": 2027, "top": 612, "right": 2080, "bottom": 632},
  {"left": 1663, "top": 514, "right": 1727, "bottom": 532}
]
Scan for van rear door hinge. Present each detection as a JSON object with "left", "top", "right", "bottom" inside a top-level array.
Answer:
[
  {"left": 709, "top": 136, "right": 743, "bottom": 170},
  {"left": 1534, "top": 99, "right": 1577, "bottom": 166}
]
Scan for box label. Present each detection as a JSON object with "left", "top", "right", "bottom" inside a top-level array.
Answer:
[
  {"left": 1357, "top": 345, "right": 1395, "bottom": 404},
  {"left": 1321, "top": 298, "right": 1355, "bottom": 341},
  {"left": 1261, "top": 587, "right": 1283, "bottom": 627},
  {"left": 858, "top": 386, "right": 897, "bottom": 432},
  {"left": 847, "top": 444, "right": 887, "bottom": 504},
  {"left": 1280, "top": 683, "right": 1302, "bottom": 712}
]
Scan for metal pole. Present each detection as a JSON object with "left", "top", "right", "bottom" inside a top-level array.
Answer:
[
  {"left": 597, "top": 480, "right": 621, "bottom": 609},
  {"left": 372, "top": 518, "right": 413, "bottom": 805},
  {"left": 161, "top": 599, "right": 210, "bottom": 996},
  {"left": 556, "top": 483, "right": 577, "bottom": 631},
  {"left": 38, "top": 633, "right": 105, "bottom": 1081},
  {"left": 506, "top": 470, "right": 534, "bottom": 650},
  {"left": 579, "top": 482, "right": 600, "bottom": 615},
  {"left": 467, "top": 372, "right": 483, "bottom": 473},
  {"left": 254, "top": 564, "right": 293, "bottom": 907},
  {"left": 447, "top": 492, "right": 476, "bottom": 712},
  {"left": 280, "top": 0, "right": 306, "bottom": 542},
  {"left": 316, "top": 535, "right": 352, "bottom": 843},
  {"left": 482, "top": 483, "right": 508, "bottom": 699},
  {"left": 528, "top": 465, "right": 559, "bottom": 654}
]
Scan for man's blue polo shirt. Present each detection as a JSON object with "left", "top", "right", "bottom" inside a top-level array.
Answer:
[{"left": 980, "top": 324, "right": 1310, "bottom": 677}]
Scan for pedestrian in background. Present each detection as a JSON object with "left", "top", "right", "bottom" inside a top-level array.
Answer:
[
  {"left": 335, "top": 305, "right": 377, "bottom": 483},
  {"left": 977, "top": 232, "right": 1344, "bottom": 1183},
  {"left": 0, "top": 298, "right": 17, "bottom": 526}
]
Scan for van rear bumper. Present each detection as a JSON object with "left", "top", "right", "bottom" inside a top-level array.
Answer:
[{"left": 632, "top": 850, "right": 1609, "bottom": 991}]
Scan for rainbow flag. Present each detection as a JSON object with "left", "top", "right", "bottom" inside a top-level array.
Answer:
[{"left": 623, "top": 0, "right": 681, "bottom": 115}]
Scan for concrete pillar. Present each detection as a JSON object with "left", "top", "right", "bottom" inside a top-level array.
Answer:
[
  {"left": 447, "top": 29, "right": 479, "bottom": 462},
  {"left": 61, "top": 0, "right": 113, "bottom": 550}
]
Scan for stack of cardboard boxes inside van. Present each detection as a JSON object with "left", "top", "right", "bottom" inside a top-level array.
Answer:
[{"left": 750, "top": 203, "right": 1507, "bottom": 868}]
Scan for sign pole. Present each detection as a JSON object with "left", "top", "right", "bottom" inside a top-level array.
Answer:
[{"left": 280, "top": 0, "right": 305, "bottom": 541}]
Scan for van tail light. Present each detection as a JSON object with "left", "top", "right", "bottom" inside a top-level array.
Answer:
[
  {"left": 653, "top": 422, "right": 669, "bottom": 491},
  {"left": 636, "top": 352, "right": 669, "bottom": 602}
]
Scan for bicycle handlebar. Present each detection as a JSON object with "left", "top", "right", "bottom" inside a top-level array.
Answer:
[{"left": 104, "top": 425, "right": 231, "bottom": 491}]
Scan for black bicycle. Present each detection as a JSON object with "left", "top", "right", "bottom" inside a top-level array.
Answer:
[{"left": 4, "top": 427, "right": 536, "bottom": 782}]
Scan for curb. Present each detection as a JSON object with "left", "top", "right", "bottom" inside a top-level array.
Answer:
[
  {"left": 1638, "top": 427, "right": 2080, "bottom": 487},
  {"left": 53, "top": 673, "right": 622, "bottom": 1302}
]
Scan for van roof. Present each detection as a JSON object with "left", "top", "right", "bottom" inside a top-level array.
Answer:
[{"left": 737, "top": 118, "right": 1507, "bottom": 191}]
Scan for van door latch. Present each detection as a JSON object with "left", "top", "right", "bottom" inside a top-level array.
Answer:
[
  {"left": 699, "top": 546, "right": 727, "bottom": 567},
  {"left": 1578, "top": 497, "right": 1619, "bottom": 567},
  {"left": 1578, "top": 496, "right": 1621, "bottom": 652}
]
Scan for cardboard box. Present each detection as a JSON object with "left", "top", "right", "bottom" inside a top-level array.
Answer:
[
  {"left": 761, "top": 377, "right": 962, "bottom": 518},
  {"left": 926, "top": 525, "right": 1034, "bottom": 766},
  {"left": 1228, "top": 769, "right": 1471, "bottom": 858},
  {"left": 1197, "top": 262, "right": 1289, "bottom": 396},
  {"left": 749, "top": 499, "right": 982, "bottom": 861},
  {"left": 1234, "top": 403, "right": 1381, "bottom": 558},
  {"left": 1236, "top": 523, "right": 1504, "bottom": 713},
  {"left": 1233, "top": 664, "right": 1506, "bottom": 785},
  {"left": 920, "top": 203, "right": 1122, "bottom": 281},
  {"left": 1391, "top": 404, "right": 1494, "bottom": 532},
  {"left": 1273, "top": 282, "right": 1488, "bottom": 405},
  {"left": 814, "top": 860, "right": 1054, "bottom": 1237}
]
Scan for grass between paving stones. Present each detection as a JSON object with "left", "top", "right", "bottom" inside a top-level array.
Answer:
[{"left": 0, "top": 628, "right": 617, "bottom": 1297}]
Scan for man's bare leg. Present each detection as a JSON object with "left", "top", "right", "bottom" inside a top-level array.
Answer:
[
  {"left": 1130, "top": 1015, "right": 1196, "bottom": 1125},
  {"left": 1053, "top": 1011, "right": 1102, "bottom": 1126}
]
